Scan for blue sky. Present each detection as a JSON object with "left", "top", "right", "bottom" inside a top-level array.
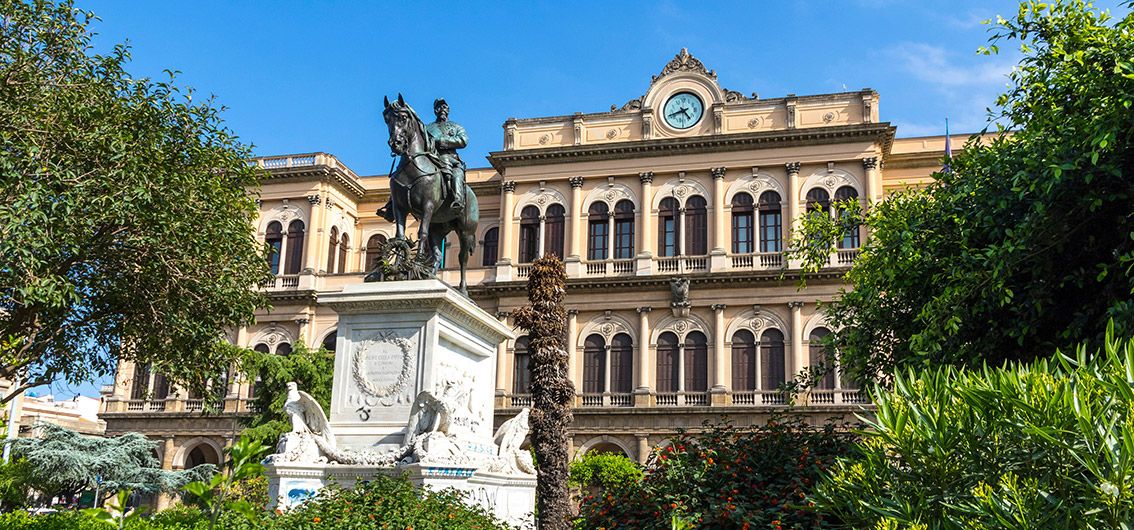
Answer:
[{"left": 38, "top": 0, "right": 1127, "bottom": 398}]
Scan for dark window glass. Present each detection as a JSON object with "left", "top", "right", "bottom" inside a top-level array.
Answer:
[
  {"left": 253, "top": 343, "right": 270, "bottom": 353},
  {"left": 365, "top": 234, "right": 387, "bottom": 273},
  {"left": 130, "top": 363, "right": 151, "bottom": 400},
  {"left": 338, "top": 234, "right": 350, "bottom": 273},
  {"left": 587, "top": 202, "right": 609, "bottom": 261},
  {"left": 321, "top": 330, "right": 337, "bottom": 353},
  {"left": 731, "top": 193, "right": 754, "bottom": 254},
  {"left": 684, "top": 196, "right": 707, "bottom": 256},
  {"left": 284, "top": 220, "right": 305, "bottom": 274},
  {"left": 758, "top": 191, "right": 783, "bottom": 253},
  {"left": 809, "top": 327, "right": 836, "bottom": 389},
  {"left": 656, "top": 332, "right": 679, "bottom": 392},
  {"left": 806, "top": 188, "right": 831, "bottom": 216},
  {"left": 276, "top": 342, "right": 292, "bottom": 356},
  {"left": 265, "top": 222, "right": 283, "bottom": 275},
  {"left": 613, "top": 200, "right": 635, "bottom": 259},
  {"left": 658, "top": 198, "right": 679, "bottom": 257},
  {"left": 327, "top": 227, "right": 339, "bottom": 273},
  {"left": 610, "top": 333, "right": 634, "bottom": 393},
  {"left": 760, "top": 329, "right": 786, "bottom": 390},
  {"left": 834, "top": 186, "right": 860, "bottom": 249},
  {"left": 583, "top": 334, "right": 606, "bottom": 394},
  {"left": 212, "top": 368, "right": 229, "bottom": 401},
  {"left": 481, "top": 227, "right": 499, "bottom": 267},
  {"left": 513, "top": 336, "right": 531, "bottom": 394},
  {"left": 684, "top": 331, "right": 709, "bottom": 392},
  {"left": 731, "top": 330, "right": 757, "bottom": 391},
  {"left": 544, "top": 204, "right": 565, "bottom": 258},
  {"left": 519, "top": 205, "right": 542, "bottom": 263},
  {"left": 152, "top": 373, "right": 169, "bottom": 400}
]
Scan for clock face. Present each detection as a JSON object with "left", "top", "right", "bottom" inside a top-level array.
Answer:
[{"left": 663, "top": 92, "right": 704, "bottom": 130}]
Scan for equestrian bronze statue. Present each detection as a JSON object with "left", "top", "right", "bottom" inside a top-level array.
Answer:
[{"left": 368, "top": 94, "right": 479, "bottom": 294}]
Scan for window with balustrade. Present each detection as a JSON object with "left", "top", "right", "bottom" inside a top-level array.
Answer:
[
  {"left": 327, "top": 227, "right": 339, "bottom": 273},
  {"left": 656, "top": 332, "right": 679, "bottom": 392},
  {"left": 338, "top": 233, "right": 350, "bottom": 273},
  {"left": 513, "top": 336, "right": 531, "bottom": 394},
  {"left": 587, "top": 202, "right": 609, "bottom": 261},
  {"left": 365, "top": 234, "right": 387, "bottom": 273},
  {"left": 284, "top": 220, "right": 306, "bottom": 274},
  {"left": 519, "top": 205, "right": 540, "bottom": 263},
  {"left": 481, "top": 227, "right": 499, "bottom": 267},
  {"left": 684, "top": 331, "right": 709, "bottom": 392},
  {"left": 809, "top": 327, "right": 836, "bottom": 389},
  {"left": 610, "top": 333, "right": 634, "bottom": 394},
  {"left": 544, "top": 203, "right": 565, "bottom": 258},
  {"left": 613, "top": 200, "right": 635, "bottom": 259},
  {"left": 758, "top": 191, "right": 782, "bottom": 253},
  {"left": 760, "top": 329, "right": 786, "bottom": 390},
  {"left": 685, "top": 195, "right": 707, "bottom": 256},
  {"left": 834, "top": 186, "right": 860, "bottom": 249},
  {"left": 731, "top": 330, "right": 757, "bottom": 391},
  {"left": 265, "top": 222, "right": 283, "bottom": 274},
  {"left": 583, "top": 334, "right": 606, "bottom": 394},
  {"left": 731, "top": 193, "right": 754, "bottom": 254},
  {"left": 658, "top": 197, "right": 679, "bottom": 257}
]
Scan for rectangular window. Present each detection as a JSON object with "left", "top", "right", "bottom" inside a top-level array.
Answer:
[
  {"left": 587, "top": 221, "right": 608, "bottom": 261},
  {"left": 614, "top": 219, "right": 634, "bottom": 259},
  {"left": 732, "top": 213, "right": 753, "bottom": 254},
  {"left": 659, "top": 217, "right": 676, "bottom": 257},
  {"left": 759, "top": 211, "right": 782, "bottom": 252}
]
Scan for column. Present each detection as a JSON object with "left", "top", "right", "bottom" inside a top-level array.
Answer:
[
  {"left": 788, "top": 301, "right": 805, "bottom": 404},
  {"left": 638, "top": 172, "right": 654, "bottom": 257},
  {"left": 495, "top": 312, "right": 509, "bottom": 402},
  {"left": 862, "top": 157, "right": 880, "bottom": 204},
  {"left": 710, "top": 304, "right": 727, "bottom": 404},
  {"left": 634, "top": 307, "right": 651, "bottom": 406},
  {"left": 567, "top": 177, "right": 584, "bottom": 258},
  {"left": 603, "top": 345, "right": 612, "bottom": 405},
  {"left": 496, "top": 182, "right": 517, "bottom": 281},
  {"left": 567, "top": 310, "right": 580, "bottom": 395},
  {"left": 785, "top": 162, "right": 801, "bottom": 258},
  {"left": 537, "top": 215, "right": 546, "bottom": 258},
  {"left": 709, "top": 167, "right": 728, "bottom": 271},
  {"left": 636, "top": 434, "right": 651, "bottom": 465},
  {"left": 155, "top": 437, "right": 177, "bottom": 510}
]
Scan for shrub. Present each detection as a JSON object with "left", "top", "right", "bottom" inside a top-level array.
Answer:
[
  {"left": 577, "top": 415, "right": 857, "bottom": 529},
  {"left": 814, "top": 328, "right": 1134, "bottom": 528},
  {"left": 569, "top": 452, "right": 642, "bottom": 492}
]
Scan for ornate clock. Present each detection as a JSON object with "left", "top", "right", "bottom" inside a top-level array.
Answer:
[{"left": 662, "top": 91, "right": 704, "bottom": 130}]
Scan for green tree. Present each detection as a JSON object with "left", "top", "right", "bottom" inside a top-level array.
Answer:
[
  {"left": 513, "top": 255, "right": 573, "bottom": 530},
  {"left": 0, "top": 0, "right": 270, "bottom": 401},
  {"left": 791, "top": 0, "right": 1134, "bottom": 385},
  {"left": 4, "top": 424, "right": 213, "bottom": 504},
  {"left": 237, "top": 341, "right": 334, "bottom": 448}
]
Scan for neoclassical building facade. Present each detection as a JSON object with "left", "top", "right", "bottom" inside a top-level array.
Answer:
[{"left": 101, "top": 49, "right": 957, "bottom": 497}]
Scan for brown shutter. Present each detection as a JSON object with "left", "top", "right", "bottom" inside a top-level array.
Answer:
[
  {"left": 610, "top": 333, "right": 634, "bottom": 393},
  {"left": 731, "top": 330, "right": 756, "bottom": 391},
  {"left": 684, "top": 331, "right": 709, "bottom": 392},
  {"left": 656, "top": 332, "right": 679, "bottom": 392},
  {"left": 583, "top": 334, "right": 606, "bottom": 393},
  {"left": 760, "top": 329, "right": 786, "bottom": 390}
]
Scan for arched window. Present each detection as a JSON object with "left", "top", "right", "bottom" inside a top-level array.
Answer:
[
  {"left": 731, "top": 193, "right": 754, "bottom": 254},
  {"left": 658, "top": 197, "right": 679, "bottom": 257},
  {"left": 760, "top": 329, "right": 786, "bottom": 390},
  {"left": 685, "top": 195, "right": 707, "bottom": 256},
  {"left": 327, "top": 227, "right": 339, "bottom": 273},
  {"left": 587, "top": 202, "right": 609, "bottom": 261},
  {"left": 276, "top": 342, "right": 292, "bottom": 356},
  {"left": 544, "top": 204, "right": 565, "bottom": 258},
  {"left": 656, "top": 332, "right": 679, "bottom": 393},
  {"left": 613, "top": 200, "right": 635, "bottom": 259},
  {"left": 684, "top": 331, "right": 709, "bottom": 392},
  {"left": 338, "top": 233, "right": 350, "bottom": 273},
  {"left": 758, "top": 191, "right": 782, "bottom": 253},
  {"left": 321, "top": 330, "right": 337, "bottom": 353},
  {"left": 806, "top": 188, "right": 831, "bottom": 216},
  {"left": 253, "top": 343, "right": 270, "bottom": 353},
  {"left": 152, "top": 372, "right": 169, "bottom": 400},
  {"left": 130, "top": 363, "right": 151, "bottom": 400},
  {"left": 731, "top": 330, "right": 757, "bottom": 391},
  {"left": 583, "top": 334, "right": 606, "bottom": 394},
  {"left": 610, "top": 333, "right": 634, "bottom": 393},
  {"left": 186, "top": 444, "right": 220, "bottom": 468},
  {"left": 809, "top": 327, "right": 835, "bottom": 389},
  {"left": 513, "top": 336, "right": 531, "bottom": 395},
  {"left": 284, "top": 220, "right": 305, "bottom": 274},
  {"left": 365, "top": 234, "right": 387, "bottom": 273},
  {"left": 265, "top": 222, "right": 283, "bottom": 275},
  {"left": 481, "top": 227, "right": 499, "bottom": 267},
  {"left": 519, "top": 205, "right": 540, "bottom": 263},
  {"left": 834, "top": 186, "right": 860, "bottom": 249}
]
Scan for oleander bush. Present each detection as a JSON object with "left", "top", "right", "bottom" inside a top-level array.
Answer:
[
  {"left": 577, "top": 415, "right": 857, "bottom": 529},
  {"left": 814, "top": 328, "right": 1134, "bottom": 529}
]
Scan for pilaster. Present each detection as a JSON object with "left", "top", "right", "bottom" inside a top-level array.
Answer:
[
  {"left": 786, "top": 162, "right": 802, "bottom": 267},
  {"left": 567, "top": 309, "right": 580, "bottom": 395},
  {"left": 636, "top": 172, "right": 655, "bottom": 276},
  {"left": 566, "top": 177, "right": 584, "bottom": 277},
  {"left": 634, "top": 306, "right": 652, "bottom": 406},
  {"left": 710, "top": 304, "right": 728, "bottom": 405},
  {"left": 788, "top": 301, "right": 805, "bottom": 405},
  {"left": 496, "top": 181, "right": 517, "bottom": 281},
  {"left": 710, "top": 167, "right": 728, "bottom": 272}
]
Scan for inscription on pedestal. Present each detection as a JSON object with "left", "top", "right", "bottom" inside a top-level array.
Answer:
[{"left": 347, "top": 330, "right": 417, "bottom": 421}]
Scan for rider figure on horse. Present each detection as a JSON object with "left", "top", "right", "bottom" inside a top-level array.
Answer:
[{"left": 378, "top": 98, "right": 467, "bottom": 221}]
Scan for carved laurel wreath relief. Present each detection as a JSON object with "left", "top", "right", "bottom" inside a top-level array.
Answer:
[{"left": 352, "top": 331, "right": 415, "bottom": 399}]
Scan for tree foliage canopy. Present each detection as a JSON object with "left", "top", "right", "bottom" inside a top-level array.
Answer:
[
  {"left": 0, "top": 0, "right": 270, "bottom": 399},
  {"left": 6, "top": 423, "right": 213, "bottom": 498},
  {"left": 793, "top": 0, "right": 1134, "bottom": 384},
  {"left": 237, "top": 342, "right": 334, "bottom": 448}
]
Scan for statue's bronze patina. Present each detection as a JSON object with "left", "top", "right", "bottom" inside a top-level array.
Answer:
[{"left": 367, "top": 95, "right": 479, "bottom": 294}]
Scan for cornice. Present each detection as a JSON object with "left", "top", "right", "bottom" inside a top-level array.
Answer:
[
  {"left": 488, "top": 123, "right": 896, "bottom": 171},
  {"left": 262, "top": 167, "right": 366, "bottom": 200},
  {"left": 467, "top": 267, "right": 848, "bottom": 297}
]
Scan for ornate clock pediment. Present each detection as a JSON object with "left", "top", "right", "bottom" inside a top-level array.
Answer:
[{"left": 652, "top": 48, "right": 717, "bottom": 83}]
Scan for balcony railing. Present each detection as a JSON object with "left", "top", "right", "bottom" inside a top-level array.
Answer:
[
  {"left": 809, "top": 388, "right": 869, "bottom": 405},
  {"left": 260, "top": 274, "right": 301, "bottom": 290},
  {"left": 576, "top": 393, "right": 634, "bottom": 407},
  {"left": 655, "top": 255, "right": 709, "bottom": 274},
  {"left": 835, "top": 249, "right": 860, "bottom": 266},
  {"left": 583, "top": 259, "right": 636, "bottom": 277},
  {"left": 184, "top": 399, "right": 204, "bottom": 412},
  {"left": 654, "top": 391, "right": 710, "bottom": 406},
  {"left": 731, "top": 390, "right": 790, "bottom": 406},
  {"left": 516, "top": 264, "right": 532, "bottom": 279},
  {"left": 730, "top": 252, "right": 783, "bottom": 270},
  {"left": 507, "top": 394, "right": 532, "bottom": 408}
]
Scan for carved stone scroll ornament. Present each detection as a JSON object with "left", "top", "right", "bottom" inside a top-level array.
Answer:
[{"left": 653, "top": 48, "right": 716, "bottom": 83}]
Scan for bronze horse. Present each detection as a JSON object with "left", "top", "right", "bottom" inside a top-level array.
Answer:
[{"left": 381, "top": 94, "right": 479, "bottom": 294}]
